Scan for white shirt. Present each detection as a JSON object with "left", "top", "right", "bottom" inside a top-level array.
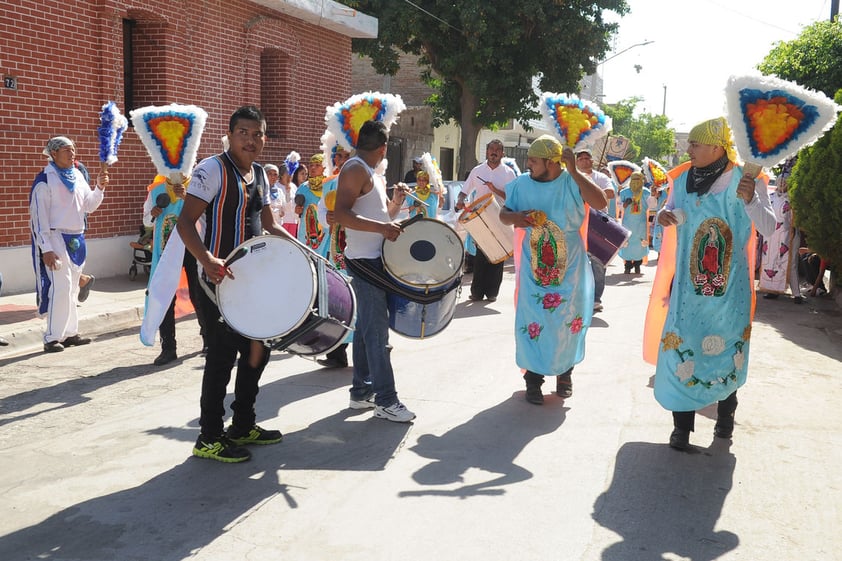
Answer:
[
  {"left": 30, "top": 165, "right": 104, "bottom": 253},
  {"left": 464, "top": 161, "right": 517, "bottom": 204}
]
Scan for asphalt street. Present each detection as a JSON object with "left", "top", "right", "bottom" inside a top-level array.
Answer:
[{"left": 1, "top": 258, "right": 840, "bottom": 561}]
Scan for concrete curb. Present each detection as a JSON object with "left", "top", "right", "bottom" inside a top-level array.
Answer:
[{"left": 0, "top": 305, "right": 145, "bottom": 358}]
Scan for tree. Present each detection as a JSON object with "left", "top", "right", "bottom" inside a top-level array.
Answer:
[
  {"left": 603, "top": 97, "right": 676, "bottom": 163},
  {"left": 757, "top": 19, "right": 842, "bottom": 98},
  {"left": 789, "top": 91, "right": 842, "bottom": 273},
  {"left": 343, "top": 0, "right": 629, "bottom": 177},
  {"left": 757, "top": 19, "right": 842, "bottom": 280}
]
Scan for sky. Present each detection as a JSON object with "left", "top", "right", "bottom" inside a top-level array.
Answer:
[{"left": 600, "top": 0, "right": 835, "bottom": 132}]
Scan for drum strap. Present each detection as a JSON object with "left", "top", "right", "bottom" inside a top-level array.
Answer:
[{"left": 345, "top": 258, "right": 459, "bottom": 305}]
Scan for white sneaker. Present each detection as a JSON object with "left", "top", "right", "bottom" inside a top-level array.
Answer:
[
  {"left": 373, "top": 402, "right": 416, "bottom": 423},
  {"left": 349, "top": 394, "right": 375, "bottom": 410}
]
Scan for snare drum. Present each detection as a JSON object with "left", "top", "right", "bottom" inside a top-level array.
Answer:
[
  {"left": 215, "top": 236, "right": 355, "bottom": 355},
  {"left": 587, "top": 208, "right": 631, "bottom": 266},
  {"left": 382, "top": 217, "right": 464, "bottom": 290},
  {"left": 458, "top": 193, "right": 513, "bottom": 264}
]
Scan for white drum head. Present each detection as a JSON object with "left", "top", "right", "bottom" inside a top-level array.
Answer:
[
  {"left": 216, "top": 236, "right": 317, "bottom": 340},
  {"left": 383, "top": 218, "right": 463, "bottom": 287}
]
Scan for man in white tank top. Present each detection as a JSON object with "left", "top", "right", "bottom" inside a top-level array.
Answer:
[{"left": 334, "top": 120, "right": 416, "bottom": 423}]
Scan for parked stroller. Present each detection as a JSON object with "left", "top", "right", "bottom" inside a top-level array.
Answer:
[{"left": 128, "top": 225, "right": 153, "bottom": 280}]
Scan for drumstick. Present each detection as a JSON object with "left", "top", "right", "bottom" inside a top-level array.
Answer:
[
  {"left": 401, "top": 189, "right": 427, "bottom": 205},
  {"left": 224, "top": 247, "right": 249, "bottom": 267}
]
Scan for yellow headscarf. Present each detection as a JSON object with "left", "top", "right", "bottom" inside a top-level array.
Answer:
[
  {"left": 688, "top": 117, "right": 738, "bottom": 163},
  {"left": 527, "top": 134, "right": 564, "bottom": 163}
]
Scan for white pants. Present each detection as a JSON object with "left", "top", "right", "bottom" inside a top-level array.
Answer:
[
  {"left": 44, "top": 230, "right": 83, "bottom": 343},
  {"left": 788, "top": 230, "right": 802, "bottom": 298}
]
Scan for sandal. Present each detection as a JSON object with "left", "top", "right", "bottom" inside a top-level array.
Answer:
[{"left": 556, "top": 372, "right": 573, "bottom": 398}]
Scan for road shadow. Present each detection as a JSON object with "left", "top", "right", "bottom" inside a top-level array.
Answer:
[
  {"left": 0, "top": 455, "right": 299, "bottom": 561},
  {"left": 592, "top": 440, "right": 738, "bottom": 561},
  {"left": 0, "top": 362, "right": 161, "bottom": 428},
  {"left": 0, "top": 369, "right": 411, "bottom": 561},
  {"left": 753, "top": 296, "right": 842, "bottom": 361},
  {"left": 399, "top": 393, "right": 567, "bottom": 498}
]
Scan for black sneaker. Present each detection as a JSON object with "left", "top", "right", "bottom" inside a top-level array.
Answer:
[
  {"left": 44, "top": 341, "right": 64, "bottom": 353},
  {"left": 226, "top": 424, "right": 283, "bottom": 446},
  {"left": 154, "top": 348, "right": 178, "bottom": 366},
  {"left": 62, "top": 334, "right": 92, "bottom": 347},
  {"left": 192, "top": 435, "right": 251, "bottom": 463}
]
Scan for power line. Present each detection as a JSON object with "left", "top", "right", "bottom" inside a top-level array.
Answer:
[{"left": 401, "top": 0, "right": 464, "bottom": 33}]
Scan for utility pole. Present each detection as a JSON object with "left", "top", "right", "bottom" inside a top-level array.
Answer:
[
  {"left": 662, "top": 85, "right": 667, "bottom": 116},
  {"left": 833, "top": 0, "right": 839, "bottom": 21}
]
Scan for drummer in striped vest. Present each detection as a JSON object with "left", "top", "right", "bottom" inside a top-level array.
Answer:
[{"left": 177, "top": 105, "right": 295, "bottom": 463}]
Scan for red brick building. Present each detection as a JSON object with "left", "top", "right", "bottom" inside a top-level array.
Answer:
[{"left": 0, "top": 0, "right": 376, "bottom": 293}]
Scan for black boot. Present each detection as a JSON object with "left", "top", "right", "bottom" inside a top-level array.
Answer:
[
  {"left": 624, "top": 261, "right": 632, "bottom": 274},
  {"left": 634, "top": 260, "right": 641, "bottom": 274},
  {"left": 670, "top": 411, "right": 695, "bottom": 451},
  {"left": 714, "top": 392, "right": 738, "bottom": 438},
  {"left": 154, "top": 343, "right": 178, "bottom": 366},
  {"left": 523, "top": 371, "right": 545, "bottom": 405}
]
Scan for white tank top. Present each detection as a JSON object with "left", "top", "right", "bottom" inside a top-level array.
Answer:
[{"left": 343, "top": 156, "right": 391, "bottom": 259}]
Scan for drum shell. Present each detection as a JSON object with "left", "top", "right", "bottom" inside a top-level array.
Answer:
[
  {"left": 387, "top": 278, "right": 460, "bottom": 339},
  {"left": 215, "top": 236, "right": 355, "bottom": 354},
  {"left": 458, "top": 193, "right": 513, "bottom": 264},
  {"left": 587, "top": 208, "right": 631, "bottom": 266},
  {"left": 382, "top": 217, "right": 464, "bottom": 290},
  {"left": 282, "top": 265, "right": 356, "bottom": 356}
]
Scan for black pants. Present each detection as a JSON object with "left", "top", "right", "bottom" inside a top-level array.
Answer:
[
  {"left": 471, "top": 249, "right": 504, "bottom": 299},
  {"left": 197, "top": 286, "right": 269, "bottom": 438},
  {"left": 325, "top": 343, "right": 348, "bottom": 363},
  {"left": 159, "top": 252, "right": 207, "bottom": 350},
  {"left": 673, "top": 390, "right": 738, "bottom": 432}
]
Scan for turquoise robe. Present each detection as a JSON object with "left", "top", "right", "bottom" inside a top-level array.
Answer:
[
  {"left": 618, "top": 186, "right": 651, "bottom": 261},
  {"left": 409, "top": 191, "right": 439, "bottom": 219},
  {"left": 506, "top": 172, "right": 593, "bottom": 376},
  {"left": 296, "top": 180, "right": 329, "bottom": 257},
  {"left": 650, "top": 188, "right": 668, "bottom": 253},
  {"left": 654, "top": 169, "right": 753, "bottom": 411},
  {"left": 148, "top": 182, "right": 184, "bottom": 275}
]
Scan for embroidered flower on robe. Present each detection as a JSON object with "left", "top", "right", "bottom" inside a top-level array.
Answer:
[
  {"left": 676, "top": 360, "right": 695, "bottom": 382},
  {"left": 521, "top": 322, "right": 543, "bottom": 340},
  {"left": 701, "top": 335, "right": 726, "bottom": 355},
  {"left": 536, "top": 292, "right": 563, "bottom": 311}
]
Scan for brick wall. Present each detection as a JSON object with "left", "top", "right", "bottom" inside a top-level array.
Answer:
[
  {"left": 0, "top": 0, "right": 353, "bottom": 248},
  {"left": 351, "top": 52, "right": 436, "bottom": 177}
]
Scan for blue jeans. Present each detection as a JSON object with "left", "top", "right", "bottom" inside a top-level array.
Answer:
[
  {"left": 589, "top": 254, "right": 605, "bottom": 303},
  {"left": 350, "top": 259, "right": 398, "bottom": 407}
]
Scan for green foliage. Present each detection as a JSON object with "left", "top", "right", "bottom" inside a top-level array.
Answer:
[
  {"left": 343, "top": 0, "right": 628, "bottom": 174},
  {"left": 603, "top": 98, "right": 676, "bottom": 162},
  {"left": 757, "top": 19, "right": 842, "bottom": 98},
  {"left": 759, "top": 19, "right": 842, "bottom": 272},
  {"left": 789, "top": 89, "right": 842, "bottom": 270}
]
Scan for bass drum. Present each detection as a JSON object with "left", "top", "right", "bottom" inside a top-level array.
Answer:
[
  {"left": 587, "top": 208, "right": 631, "bottom": 266},
  {"left": 387, "top": 277, "right": 461, "bottom": 339},
  {"left": 215, "top": 236, "right": 355, "bottom": 355},
  {"left": 458, "top": 193, "right": 513, "bottom": 264},
  {"left": 382, "top": 216, "right": 464, "bottom": 290}
]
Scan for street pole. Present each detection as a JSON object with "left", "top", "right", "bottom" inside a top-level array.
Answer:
[
  {"left": 662, "top": 84, "right": 667, "bottom": 116},
  {"left": 597, "top": 40, "right": 654, "bottom": 102},
  {"left": 832, "top": 0, "right": 839, "bottom": 21}
]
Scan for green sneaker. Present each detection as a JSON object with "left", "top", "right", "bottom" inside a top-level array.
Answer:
[
  {"left": 192, "top": 435, "right": 251, "bottom": 463},
  {"left": 226, "top": 424, "right": 283, "bottom": 446}
]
